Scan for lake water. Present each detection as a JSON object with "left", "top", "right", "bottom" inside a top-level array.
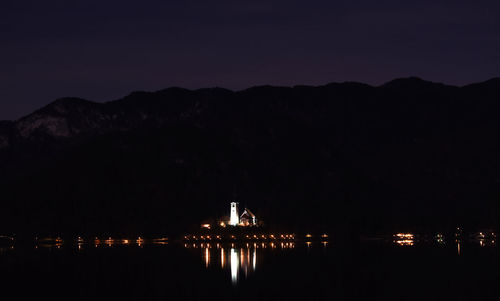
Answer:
[{"left": 0, "top": 240, "right": 498, "bottom": 300}]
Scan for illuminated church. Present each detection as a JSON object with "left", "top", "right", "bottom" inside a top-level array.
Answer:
[{"left": 229, "top": 202, "right": 257, "bottom": 227}]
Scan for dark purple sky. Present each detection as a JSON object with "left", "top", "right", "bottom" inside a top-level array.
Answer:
[{"left": 1, "top": 0, "right": 499, "bottom": 120}]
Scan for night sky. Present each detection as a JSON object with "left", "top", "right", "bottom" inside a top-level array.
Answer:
[{"left": 1, "top": 0, "right": 499, "bottom": 120}]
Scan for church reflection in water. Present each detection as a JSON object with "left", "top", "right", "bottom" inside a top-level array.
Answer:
[
  {"left": 229, "top": 248, "right": 253, "bottom": 284},
  {"left": 185, "top": 242, "right": 295, "bottom": 284}
]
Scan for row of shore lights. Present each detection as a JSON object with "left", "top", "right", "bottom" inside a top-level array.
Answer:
[
  {"left": 34, "top": 237, "right": 168, "bottom": 248},
  {"left": 185, "top": 234, "right": 297, "bottom": 240},
  {"left": 95, "top": 237, "right": 146, "bottom": 246},
  {"left": 185, "top": 234, "right": 328, "bottom": 240}
]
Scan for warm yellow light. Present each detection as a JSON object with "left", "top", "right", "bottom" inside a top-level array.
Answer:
[
  {"left": 205, "top": 248, "right": 210, "bottom": 268},
  {"left": 395, "top": 233, "right": 414, "bottom": 239},
  {"left": 221, "top": 248, "right": 225, "bottom": 268},
  {"left": 395, "top": 239, "right": 414, "bottom": 246}
]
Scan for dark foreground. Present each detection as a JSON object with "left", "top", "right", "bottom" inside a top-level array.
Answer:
[{"left": 0, "top": 241, "right": 498, "bottom": 301}]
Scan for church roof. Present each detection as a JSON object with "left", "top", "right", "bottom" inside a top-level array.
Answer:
[{"left": 240, "top": 208, "right": 256, "bottom": 218}]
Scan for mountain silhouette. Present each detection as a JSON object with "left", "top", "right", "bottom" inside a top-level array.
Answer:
[{"left": 0, "top": 77, "right": 499, "bottom": 237}]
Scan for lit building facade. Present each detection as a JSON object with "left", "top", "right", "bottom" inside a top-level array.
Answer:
[
  {"left": 229, "top": 202, "right": 258, "bottom": 227},
  {"left": 229, "top": 202, "right": 239, "bottom": 226},
  {"left": 240, "top": 208, "right": 257, "bottom": 226}
]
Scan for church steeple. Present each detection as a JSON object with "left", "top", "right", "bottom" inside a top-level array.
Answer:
[{"left": 229, "top": 202, "right": 239, "bottom": 226}]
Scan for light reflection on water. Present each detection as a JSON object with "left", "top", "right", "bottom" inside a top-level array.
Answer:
[
  {"left": 0, "top": 246, "right": 14, "bottom": 254},
  {"left": 230, "top": 248, "right": 239, "bottom": 284},
  {"left": 390, "top": 232, "right": 496, "bottom": 257},
  {"left": 211, "top": 247, "right": 258, "bottom": 284},
  {"left": 187, "top": 242, "right": 300, "bottom": 284}
]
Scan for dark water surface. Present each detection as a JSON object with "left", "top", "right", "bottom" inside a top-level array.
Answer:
[{"left": 0, "top": 241, "right": 498, "bottom": 300}]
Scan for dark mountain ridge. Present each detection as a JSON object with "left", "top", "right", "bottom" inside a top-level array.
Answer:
[{"left": 0, "top": 77, "right": 499, "bottom": 237}]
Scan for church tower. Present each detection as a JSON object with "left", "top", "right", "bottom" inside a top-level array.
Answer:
[{"left": 229, "top": 202, "right": 239, "bottom": 226}]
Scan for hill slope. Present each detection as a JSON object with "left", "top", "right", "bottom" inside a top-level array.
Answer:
[{"left": 0, "top": 78, "right": 499, "bottom": 236}]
